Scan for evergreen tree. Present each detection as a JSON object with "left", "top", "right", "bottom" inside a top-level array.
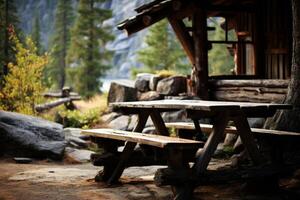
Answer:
[
  {"left": 46, "top": 0, "right": 74, "bottom": 89},
  {"left": 31, "top": 10, "right": 43, "bottom": 55},
  {"left": 137, "top": 19, "right": 188, "bottom": 74},
  {"left": 67, "top": 0, "right": 114, "bottom": 98},
  {"left": 0, "top": 0, "right": 19, "bottom": 80}
]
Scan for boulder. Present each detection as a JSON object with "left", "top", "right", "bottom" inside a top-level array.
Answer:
[
  {"left": 107, "top": 80, "right": 137, "bottom": 103},
  {"left": 137, "top": 91, "right": 163, "bottom": 101},
  {"left": 134, "top": 73, "right": 153, "bottom": 92},
  {"left": 0, "top": 111, "right": 66, "bottom": 160},
  {"left": 156, "top": 76, "right": 187, "bottom": 96},
  {"left": 109, "top": 115, "right": 130, "bottom": 130},
  {"left": 149, "top": 75, "right": 163, "bottom": 91},
  {"left": 101, "top": 112, "right": 121, "bottom": 123},
  {"left": 127, "top": 115, "right": 138, "bottom": 131},
  {"left": 64, "top": 147, "right": 94, "bottom": 163}
]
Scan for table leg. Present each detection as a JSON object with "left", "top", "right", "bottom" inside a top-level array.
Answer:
[
  {"left": 107, "top": 112, "right": 149, "bottom": 184},
  {"left": 150, "top": 110, "right": 169, "bottom": 136},
  {"left": 194, "top": 112, "right": 229, "bottom": 176},
  {"left": 233, "top": 113, "right": 264, "bottom": 165},
  {"left": 192, "top": 118, "right": 205, "bottom": 141}
]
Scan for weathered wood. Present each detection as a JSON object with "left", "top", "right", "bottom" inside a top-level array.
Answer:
[
  {"left": 111, "top": 100, "right": 292, "bottom": 118},
  {"left": 35, "top": 97, "right": 81, "bottom": 112},
  {"left": 194, "top": 112, "right": 230, "bottom": 175},
  {"left": 43, "top": 92, "right": 80, "bottom": 98},
  {"left": 209, "top": 79, "right": 290, "bottom": 88},
  {"left": 154, "top": 168, "right": 197, "bottom": 186},
  {"left": 193, "top": 7, "right": 209, "bottom": 99},
  {"left": 168, "top": 17, "right": 195, "bottom": 65},
  {"left": 212, "top": 90, "right": 286, "bottom": 103},
  {"left": 165, "top": 122, "right": 237, "bottom": 135},
  {"left": 82, "top": 129, "right": 203, "bottom": 149},
  {"left": 167, "top": 148, "right": 195, "bottom": 200},
  {"left": 233, "top": 112, "right": 264, "bottom": 165},
  {"left": 150, "top": 110, "right": 170, "bottom": 136},
  {"left": 166, "top": 122, "right": 300, "bottom": 137},
  {"left": 214, "top": 87, "right": 287, "bottom": 94}
]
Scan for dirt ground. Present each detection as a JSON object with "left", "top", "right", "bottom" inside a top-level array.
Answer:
[{"left": 0, "top": 159, "right": 300, "bottom": 200}]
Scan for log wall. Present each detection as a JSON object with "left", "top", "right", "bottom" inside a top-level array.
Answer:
[{"left": 209, "top": 79, "right": 289, "bottom": 103}]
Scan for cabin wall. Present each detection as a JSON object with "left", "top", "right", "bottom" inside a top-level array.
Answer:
[
  {"left": 209, "top": 79, "right": 289, "bottom": 103},
  {"left": 259, "top": 0, "right": 292, "bottom": 79}
]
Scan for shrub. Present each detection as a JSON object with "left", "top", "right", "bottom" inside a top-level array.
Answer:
[
  {"left": 57, "top": 108, "right": 102, "bottom": 128},
  {"left": 0, "top": 34, "right": 47, "bottom": 115}
]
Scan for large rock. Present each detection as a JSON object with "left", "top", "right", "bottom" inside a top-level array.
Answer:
[
  {"left": 107, "top": 80, "right": 137, "bottom": 103},
  {"left": 134, "top": 73, "right": 153, "bottom": 92},
  {"left": 156, "top": 76, "right": 187, "bottom": 95},
  {"left": 0, "top": 111, "right": 66, "bottom": 160},
  {"left": 109, "top": 115, "right": 130, "bottom": 130}
]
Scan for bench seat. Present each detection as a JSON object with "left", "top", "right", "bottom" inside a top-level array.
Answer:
[
  {"left": 82, "top": 128, "right": 203, "bottom": 149},
  {"left": 165, "top": 122, "right": 300, "bottom": 137}
]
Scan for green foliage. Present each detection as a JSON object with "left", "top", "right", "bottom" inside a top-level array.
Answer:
[
  {"left": 208, "top": 18, "right": 235, "bottom": 75},
  {"left": 57, "top": 108, "right": 102, "bottom": 128},
  {"left": 137, "top": 19, "right": 190, "bottom": 74},
  {"left": 67, "top": 0, "right": 114, "bottom": 98},
  {"left": 45, "top": 0, "right": 75, "bottom": 89},
  {"left": 0, "top": 0, "right": 20, "bottom": 80},
  {"left": 31, "top": 10, "right": 43, "bottom": 55},
  {"left": 0, "top": 34, "right": 48, "bottom": 115}
]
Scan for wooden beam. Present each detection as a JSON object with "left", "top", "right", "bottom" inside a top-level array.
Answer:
[
  {"left": 193, "top": 8, "right": 209, "bottom": 99},
  {"left": 168, "top": 17, "right": 195, "bottom": 65}
]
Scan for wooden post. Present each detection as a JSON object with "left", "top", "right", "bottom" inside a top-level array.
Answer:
[
  {"left": 193, "top": 7, "right": 209, "bottom": 99},
  {"left": 168, "top": 17, "right": 195, "bottom": 65}
]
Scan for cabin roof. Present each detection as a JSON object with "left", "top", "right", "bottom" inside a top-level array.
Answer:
[{"left": 117, "top": 0, "right": 255, "bottom": 36}]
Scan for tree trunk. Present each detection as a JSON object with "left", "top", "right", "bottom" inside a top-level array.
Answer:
[{"left": 265, "top": 0, "right": 300, "bottom": 132}]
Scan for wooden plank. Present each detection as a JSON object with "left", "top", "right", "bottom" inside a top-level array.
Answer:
[
  {"left": 82, "top": 129, "right": 203, "bottom": 149},
  {"left": 214, "top": 86, "right": 287, "bottom": 94},
  {"left": 194, "top": 112, "right": 230, "bottom": 175},
  {"left": 209, "top": 79, "right": 290, "bottom": 88},
  {"left": 212, "top": 90, "right": 286, "bottom": 103},
  {"left": 165, "top": 122, "right": 237, "bottom": 134},
  {"left": 165, "top": 122, "right": 300, "bottom": 137},
  {"left": 111, "top": 100, "right": 291, "bottom": 114}
]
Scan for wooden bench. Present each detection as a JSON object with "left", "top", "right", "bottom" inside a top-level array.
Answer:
[
  {"left": 81, "top": 128, "right": 204, "bottom": 186},
  {"left": 166, "top": 122, "right": 300, "bottom": 164},
  {"left": 165, "top": 122, "right": 300, "bottom": 138}
]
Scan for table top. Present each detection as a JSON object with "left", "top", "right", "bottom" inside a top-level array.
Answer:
[{"left": 110, "top": 99, "right": 292, "bottom": 113}]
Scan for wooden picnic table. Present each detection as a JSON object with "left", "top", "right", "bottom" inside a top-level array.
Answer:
[{"left": 110, "top": 100, "right": 291, "bottom": 172}]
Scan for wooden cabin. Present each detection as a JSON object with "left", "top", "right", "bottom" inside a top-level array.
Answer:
[{"left": 118, "top": 0, "right": 292, "bottom": 103}]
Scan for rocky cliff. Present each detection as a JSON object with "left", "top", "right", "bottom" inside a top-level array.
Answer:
[{"left": 16, "top": 0, "right": 150, "bottom": 78}]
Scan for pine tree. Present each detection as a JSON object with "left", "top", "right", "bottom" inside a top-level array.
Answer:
[
  {"left": 0, "top": 0, "right": 19, "bottom": 80},
  {"left": 67, "top": 0, "right": 114, "bottom": 98},
  {"left": 31, "top": 10, "right": 43, "bottom": 55},
  {"left": 137, "top": 19, "right": 188, "bottom": 74},
  {"left": 46, "top": 0, "right": 74, "bottom": 89}
]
